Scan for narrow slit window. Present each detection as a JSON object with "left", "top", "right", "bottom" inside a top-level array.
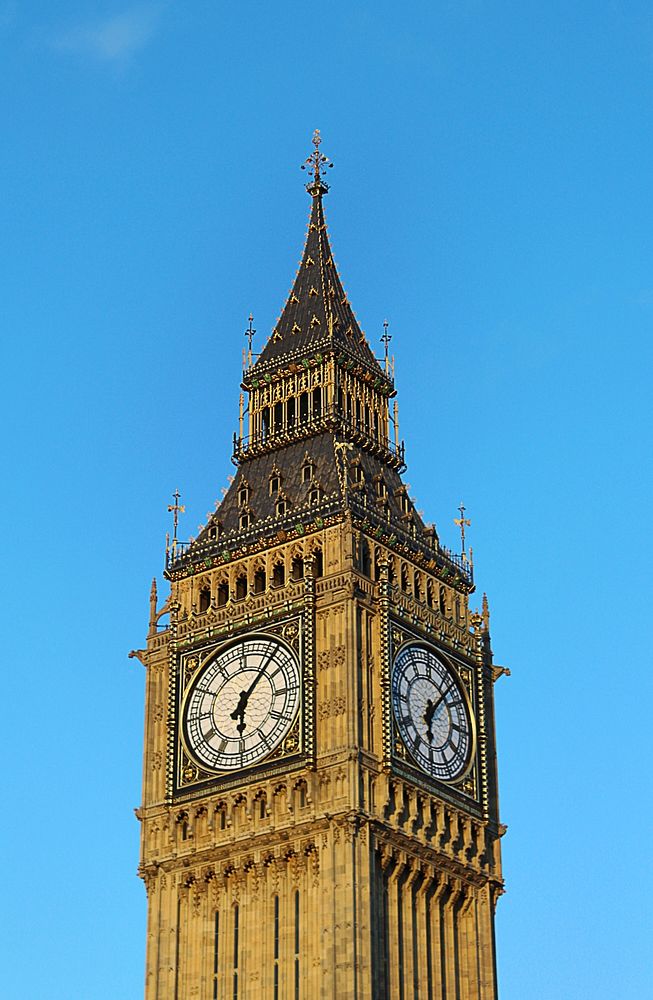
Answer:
[
  {"left": 233, "top": 904, "right": 239, "bottom": 1000},
  {"left": 273, "top": 895, "right": 280, "bottom": 1000},
  {"left": 213, "top": 912, "right": 219, "bottom": 1000},
  {"left": 294, "top": 890, "right": 300, "bottom": 1000},
  {"left": 274, "top": 401, "right": 283, "bottom": 434}
]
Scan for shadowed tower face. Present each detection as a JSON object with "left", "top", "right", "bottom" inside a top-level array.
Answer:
[{"left": 135, "top": 131, "right": 505, "bottom": 1000}]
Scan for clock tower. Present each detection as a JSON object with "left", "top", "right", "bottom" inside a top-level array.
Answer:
[{"left": 134, "top": 132, "right": 505, "bottom": 999}]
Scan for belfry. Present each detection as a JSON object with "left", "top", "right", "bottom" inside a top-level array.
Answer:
[{"left": 135, "top": 131, "right": 505, "bottom": 999}]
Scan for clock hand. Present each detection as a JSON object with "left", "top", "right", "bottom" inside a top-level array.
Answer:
[
  {"left": 230, "top": 690, "right": 249, "bottom": 735},
  {"left": 423, "top": 692, "right": 447, "bottom": 742},
  {"left": 229, "top": 652, "right": 276, "bottom": 734}
]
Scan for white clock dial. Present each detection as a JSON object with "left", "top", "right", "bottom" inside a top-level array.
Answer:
[
  {"left": 391, "top": 643, "right": 473, "bottom": 782},
  {"left": 182, "top": 635, "right": 300, "bottom": 772}
]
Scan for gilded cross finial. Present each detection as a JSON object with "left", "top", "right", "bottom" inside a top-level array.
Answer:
[
  {"left": 301, "top": 129, "right": 333, "bottom": 194},
  {"left": 168, "top": 488, "right": 185, "bottom": 544},
  {"left": 454, "top": 502, "right": 471, "bottom": 555}
]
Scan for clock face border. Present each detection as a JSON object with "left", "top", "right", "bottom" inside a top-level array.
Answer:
[
  {"left": 391, "top": 640, "right": 476, "bottom": 784},
  {"left": 180, "top": 633, "right": 302, "bottom": 773},
  {"left": 170, "top": 616, "right": 309, "bottom": 800},
  {"left": 386, "top": 620, "right": 481, "bottom": 803}
]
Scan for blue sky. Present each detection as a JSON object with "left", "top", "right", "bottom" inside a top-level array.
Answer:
[{"left": 2, "top": 2, "right": 652, "bottom": 998}]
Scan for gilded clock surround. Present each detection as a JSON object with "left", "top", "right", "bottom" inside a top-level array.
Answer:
[{"left": 134, "top": 133, "right": 505, "bottom": 999}]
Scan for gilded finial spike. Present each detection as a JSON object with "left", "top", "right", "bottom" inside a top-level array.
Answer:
[{"left": 301, "top": 129, "right": 333, "bottom": 196}]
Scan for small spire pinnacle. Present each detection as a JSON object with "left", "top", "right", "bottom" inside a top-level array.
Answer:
[{"left": 301, "top": 129, "right": 333, "bottom": 196}]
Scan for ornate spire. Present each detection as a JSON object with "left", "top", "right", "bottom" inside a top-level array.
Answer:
[
  {"left": 301, "top": 129, "right": 332, "bottom": 197},
  {"left": 251, "top": 131, "right": 384, "bottom": 373}
]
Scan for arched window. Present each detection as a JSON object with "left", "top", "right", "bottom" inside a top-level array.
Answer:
[
  {"left": 254, "top": 568, "right": 266, "bottom": 594},
  {"left": 216, "top": 803, "right": 227, "bottom": 830},
  {"left": 199, "top": 587, "right": 211, "bottom": 613},
  {"left": 313, "top": 548, "right": 323, "bottom": 578},
  {"left": 235, "top": 574, "right": 247, "bottom": 601},
  {"left": 309, "top": 487, "right": 320, "bottom": 505},
  {"left": 217, "top": 582, "right": 229, "bottom": 607},
  {"left": 269, "top": 475, "right": 280, "bottom": 495},
  {"left": 360, "top": 537, "right": 371, "bottom": 577},
  {"left": 439, "top": 586, "right": 447, "bottom": 615},
  {"left": 272, "top": 562, "right": 285, "bottom": 587},
  {"left": 291, "top": 555, "right": 304, "bottom": 581},
  {"left": 302, "top": 462, "right": 314, "bottom": 483},
  {"left": 238, "top": 484, "right": 249, "bottom": 506},
  {"left": 239, "top": 512, "right": 251, "bottom": 530},
  {"left": 414, "top": 573, "right": 422, "bottom": 602}
]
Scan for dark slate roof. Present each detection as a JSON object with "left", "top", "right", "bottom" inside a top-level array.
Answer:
[
  {"left": 194, "top": 433, "right": 430, "bottom": 547},
  {"left": 252, "top": 190, "right": 384, "bottom": 372}
]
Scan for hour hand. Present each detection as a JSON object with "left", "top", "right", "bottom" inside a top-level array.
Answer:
[
  {"left": 230, "top": 689, "right": 249, "bottom": 735},
  {"left": 423, "top": 698, "right": 436, "bottom": 742}
]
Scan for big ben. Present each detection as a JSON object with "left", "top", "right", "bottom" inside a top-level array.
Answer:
[{"left": 133, "top": 131, "right": 505, "bottom": 999}]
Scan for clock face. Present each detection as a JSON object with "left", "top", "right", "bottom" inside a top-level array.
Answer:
[
  {"left": 182, "top": 635, "right": 301, "bottom": 772},
  {"left": 391, "top": 643, "right": 473, "bottom": 782}
]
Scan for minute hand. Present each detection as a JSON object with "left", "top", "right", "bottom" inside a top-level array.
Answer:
[{"left": 243, "top": 649, "right": 277, "bottom": 699}]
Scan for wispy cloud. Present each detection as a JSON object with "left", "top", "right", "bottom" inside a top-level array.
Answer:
[{"left": 50, "top": 4, "right": 164, "bottom": 62}]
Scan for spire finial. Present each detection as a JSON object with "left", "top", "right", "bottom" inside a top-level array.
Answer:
[
  {"left": 381, "top": 320, "right": 392, "bottom": 373},
  {"left": 301, "top": 129, "right": 333, "bottom": 196},
  {"left": 244, "top": 313, "right": 256, "bottom": 369},
  {"left": 454, "top": 502, "right": 471, "bottom": 556},
  {"left": 167, "top": 488, "right": 185, "bottom": 557}
]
